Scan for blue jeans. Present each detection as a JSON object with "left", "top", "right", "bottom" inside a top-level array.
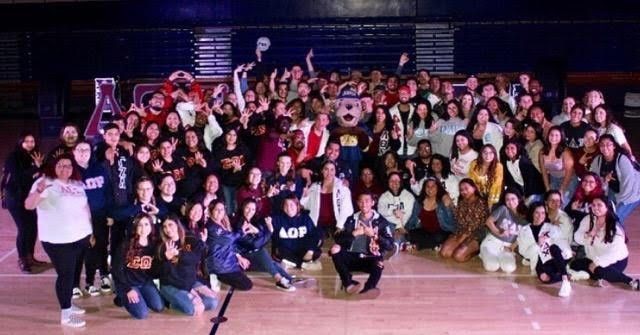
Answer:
[
  {"left": 616, "top": 199, "right": 640, "bottom": 227},
  {"left": 549, "top": 175, "right": 578, "bottom": 205},
  {"left": 222, "top": 185, "right": 237, "bottom": 214},
  {"left": 119, "top": 281, "right": 164, "bottom": 319},
  {"left": 160, "top": 282, "right": 218, "bottom": 316},
  {"left": 245, "top": 248, "right": 292, "bottom": 281}
]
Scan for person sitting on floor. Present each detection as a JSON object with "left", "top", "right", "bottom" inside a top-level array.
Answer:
[{"left": 330, "top": 191, "right": 395, "bottom": 296}]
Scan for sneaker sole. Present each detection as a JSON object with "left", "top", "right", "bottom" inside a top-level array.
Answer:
[{"left": 61, "top": 320, "right": 86, "bottom": 328}]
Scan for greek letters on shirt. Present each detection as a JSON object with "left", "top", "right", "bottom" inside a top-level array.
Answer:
[
  {"left": 220, "top": 155, "right": 246, "bottom": 170},
  {"left": 126, "top": 256, "right": 153, "bottom": 270},
  {"left": 58, "top": 183, "right": 85, "bottom": 197},
  {"left": 386, "top": 201, "right": 405, "bottom": 212},
  {"left": 279, "top": 226, "right": 308, "bottom": 239},
  {"left": 117, "top": 156, "right": 128, "bottom": 190},
  {"left": 83, "top": 176, "right": 105, "bottom": 190}
]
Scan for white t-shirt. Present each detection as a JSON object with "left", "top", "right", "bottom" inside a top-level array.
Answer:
[
  {"left": 31, "top": 177, "right": 92, "bottom": 244},
  {"left": 451, "top": 149, "right": 478, "bottom": 178}
]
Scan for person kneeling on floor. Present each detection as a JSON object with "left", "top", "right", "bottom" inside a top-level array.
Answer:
[{"left": 330, "top": 191, "right": 394, "bottom": 296}]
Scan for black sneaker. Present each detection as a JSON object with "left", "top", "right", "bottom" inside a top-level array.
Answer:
[{"left": 275, "top": 279, "right": 296, "bottom": 292}]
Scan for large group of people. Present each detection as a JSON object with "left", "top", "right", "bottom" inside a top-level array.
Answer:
[{"left": 2, "top": 49, "right": 640, "bottom": 328}]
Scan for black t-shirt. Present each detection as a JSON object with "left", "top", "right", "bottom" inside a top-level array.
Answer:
[
  {"left": 530, "top": 223, "right": 543, "bottom": 243},
  {"left": 561, "top": 121, "right": 591, "bottom": 150},
  {"left": 600, "top": 157, "right": 620, "bottom": 193}
]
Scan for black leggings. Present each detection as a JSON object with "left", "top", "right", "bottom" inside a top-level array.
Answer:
[
  {"left": 84, "top": 214, "right": 109, "bottom": 285},
  {"left": 216, "top": 271, "right": 253, "bottom": 291},
  {"left": 407, "top": 228, "right": 450, "bottom": 250},
  {"left": 8, "top": 205, "right": 37, "bottom": 258},
  {"left": 42, "top": 235, "right": 90, "bottom": 309},
  {"left": 570, "top": 257, "right": 632, "bottom": 284},
  {"left": 331, "top": 250, "right": 383, "bottom": 291},
  {"left": 535, "top": 244, "right": 568, "bottom": 283}
]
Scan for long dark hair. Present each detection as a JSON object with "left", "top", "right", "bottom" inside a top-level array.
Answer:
[
  {"left": 527, "top": 201, "right": 549, "bottom": 224},
  {"left": 418, "top": 177, "right": 447, "bottom": 204},
  {"left": 542, "top": 125, "right": 567, "bottom": 159},
  {"left": 500, "top": 188, "right": 528, "bottom": 217},
  {"left": 588, "top": 196, "right": 619, "bottom": 244},
  {"left": 427, "top": 154, "right": 451, "bottom": 179},
  {"left": 125, "top": 213, "right": 156, "bottom": 263},
  {"left": 410, "top": 101, "right": 434, "bottom": 129},
  {"left": 450, "top": 130, "right": 474, "bottom": 160},
  {"left": 367, "top": 105, "right": 394, "bottom": 131},
  {"left": 15, "top": 131, "right": 39, "bottom": 153}
]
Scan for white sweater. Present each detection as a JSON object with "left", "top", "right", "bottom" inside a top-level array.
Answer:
[
  {"left": 517, "top": 222, "right": 572, "bottom": 273},
  {"left": 301, "top": 177, "right": 354, "bottom": 229},
  {"left": 574, "top": 216, "right": 629, "bottom": 268},
  {"left": 377, "top": 189, "right": 415, "bottom": 229}
]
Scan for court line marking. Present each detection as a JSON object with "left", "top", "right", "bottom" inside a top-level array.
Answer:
[
  {"left": 531, "top": 321, "right": 541, "bottom": 330},
  {"left": 524, "top": 307, "right": 532, "bottom": 315},
  {"left": 517, "top": 294, "right": 526, "bottom": 302},
  {"left": 0, "top": 248, "right": 16, "bottom": 263},
  {"left": 0, "top": 273, "right": 539, "bottom": 279}
]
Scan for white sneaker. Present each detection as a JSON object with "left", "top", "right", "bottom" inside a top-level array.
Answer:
[
  {"left": 70, "top": 304, "right": 86, "bottom": 315},
  {"left": 630, "top": 279, "right": 640, "bottom": 291},
  {"left": 558, "top": 280, "right": 572, "bottom": 297},
  {"left": 100, "top": 276, "right": 112, "bottom": 294},
  {"left": 522, "top": 258, "right": 530, "bottom": 266},
  {"left": 301, "top": 260, "right": 322, "bottom": 271},
  {"left": 72, "top": 287, "right": 83, "bottom": 300},
  {"left": 209, "top": 274, "right": 221, "bottom": 292},
  {"left": 86, "top": 285, "right": 100, "bottom": 297},
  {"left": 61, "top": 313, "right": 86, "bottom": 328},
  {"left": 566, "top": 265, "right": 590, "bottom": 281},
  {"left": 280, "top": 259, "right": 297, "bottom": 270}
]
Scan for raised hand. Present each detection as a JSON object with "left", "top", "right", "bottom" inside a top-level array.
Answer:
[
  {"left": 151, "top": 159, "right": 164, "bottom": 173},
  {"left": 194, "top": 151, "right": 207, "bottom": 168},
  {"left": 306, "top": 48, "right": 314, "bottom": 59},
  {"left": 264, "top": 217, "right": 273, "bottom": 232},
  {"left": 30, "top": 151, "right": 44, "bottom": 168},
  {"left": 257, "top": 96, "right": 269, "bottom": 113},
  {"left": 235, "top": 63, "right": 246, "bottom": 73},
  {"left": 199, "top": 228, "right": 208, "bottom": 242},
  {"left": 399, "top": 52, "right": 410, "bottom": 66},
  {"left": 281, "top": 68, "right": 291, "bottom": 81},
  {"left": 164, "top": 240, "right": 179, "bottom": 260}
]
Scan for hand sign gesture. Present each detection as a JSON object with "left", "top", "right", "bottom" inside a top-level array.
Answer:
[
  {"left": 270, "top": 68, "right": 278, "bottom": 81},
  {"left": 281, "top": 68, "right": 291, "bottom": 81},
  {"left": 194, "top": 151, "right": 207, "bottom": 168},
  {"left": 235, "top": 63, "right": 246, "bottom": 73},
  {"left": 164, "top": 240, "right": 179, "bottom": 260},
  {"left": 199, "top": 228, "right": 208, "bottom": 242},
  {"left": 256, "top": 96, "right": 269, "bottom": 113},
  {"left": 35, "top": 178, "right": 51, "bottom": 194},
  {"left": 129, "top": 103, "right": 146, "bottom": 117},
  {"left": 306, "top": 48, "right": 314, "bottom": 60},
  {"left": 152, "top": 159, "right": 164, "bottom": 173},
  {"left": 31, "top": 151, "right": 44, "bottom": 168}
]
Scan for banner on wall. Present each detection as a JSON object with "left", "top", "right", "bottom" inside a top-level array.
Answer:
[{"left": 85, "top": 78, "right": 122, "bottom": 139}]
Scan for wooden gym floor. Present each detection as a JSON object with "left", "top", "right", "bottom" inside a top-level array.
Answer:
[{"left": 1, "top": 120, "right": 640, "bottom": 334}]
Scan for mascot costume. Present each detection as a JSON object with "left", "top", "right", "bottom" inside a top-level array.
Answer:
[{"left": 329, "top": 88, "right": 371, "bottom": 185}]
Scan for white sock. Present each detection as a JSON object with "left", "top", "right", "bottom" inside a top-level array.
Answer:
[{"left": 61, "top": 308, "right": 72, "bottom": 320}]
